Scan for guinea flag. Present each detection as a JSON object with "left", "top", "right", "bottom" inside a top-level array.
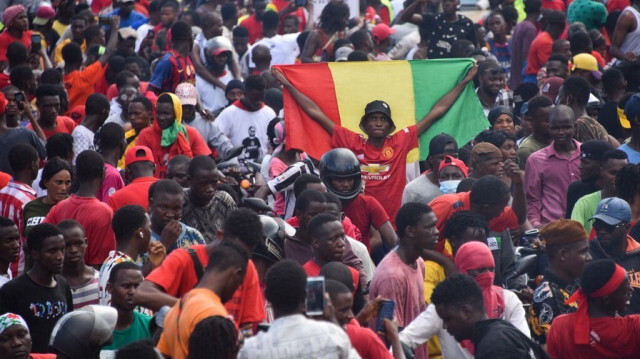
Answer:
[{"left": 275, "top": 58, "right": 488, "bottom": 161}]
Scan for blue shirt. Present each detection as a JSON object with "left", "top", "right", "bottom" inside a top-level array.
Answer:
[
  {"left": 151, "top": 222, "right": 205, "bottom": 252},
  {"left": 619, "top": 143, "right": 640, "bottom": 164},
  {"left": 107, "top": 9, "right": 147, "bottom": 29}
]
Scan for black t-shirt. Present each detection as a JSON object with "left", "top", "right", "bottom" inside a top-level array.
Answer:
[
  {"left": 598, "top": 101, "right": 625, "bottom": 140},
  {"left": 0, "top": 274, "right": 74, "bottom": 353},
  {"left": 474, "top": 319, "right": 549, "bottom": 359},
  {"left": 565, "top": 179, "right": 599, "bottom": 218},
  {"left": 421, "top": 13, "right": 477, "bottom": 59}
]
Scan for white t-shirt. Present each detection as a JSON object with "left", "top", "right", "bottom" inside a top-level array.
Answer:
[
  {"left": 195, "top": 71, "right": 234, "bottom": 112},
  {"left": 252, "top": 33, "right": 300, "bottom": 66},
  {"left": 214, "top": 102, "right": 275, "bottom": 162},
  {"left": 72, "top": 125, "right": 96, "bottom": 164}
]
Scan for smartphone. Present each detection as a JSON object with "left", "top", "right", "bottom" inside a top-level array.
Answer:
[
  {"left": 31, "top": 34, "right": 41, "bottom": 52},
  {"left": 14, "top": 92, "right": 24, "bottom": 110},
  {"left": 306, "top": 276, "right": 325, "bottom": 316},
  {"left": 147, "top": 29, "right": 155, "bottom": 38},
  {"left": 376, "top": 299, "right": 395, "bottom": 332},
  {"left": 98, "top": 16, "right": 111, "bottom": 25},
  {"left": 295, "top": 0, "right": 307, "bottom": 6}
]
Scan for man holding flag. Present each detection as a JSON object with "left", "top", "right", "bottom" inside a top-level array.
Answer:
[{"left": 272, "top": 63, "right": 478, "bottom": 224}]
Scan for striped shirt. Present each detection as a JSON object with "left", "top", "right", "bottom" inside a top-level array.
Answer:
[
  {"left": 0, "top": 180, "right": 36, "bottom": 277},
  {"left": 70, "top": 268, "right": 100, "bottom": 308}
]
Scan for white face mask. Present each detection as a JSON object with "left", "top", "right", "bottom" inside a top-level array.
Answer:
[{"left": 439, "top": 180, "right": 461, "bottom": 194}]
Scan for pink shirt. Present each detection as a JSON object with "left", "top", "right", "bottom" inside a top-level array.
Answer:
[
  {"left": 268, "top": 157, "right": 289, "bottom": 216},
  {"left": 98, "top": 163, "right": 125, "bottom": 203},
  {"left": 369, "top": 250, "right": 427, "bottom": 359},
  {"left": 525, "top": 140, "right": 581, "bottom": 227}
]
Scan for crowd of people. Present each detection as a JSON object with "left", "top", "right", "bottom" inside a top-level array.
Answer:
[{"left": 0, "top": 0, "right": 639, "bottom": 357}]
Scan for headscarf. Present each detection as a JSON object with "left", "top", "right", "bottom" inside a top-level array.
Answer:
[
  {"left": 272, "top": 120, "right": 286, "bottom": 155},
  {"left": 455, "top": 241, "right": 505, "bottom": 319},
  {"left": 455, "top": 241, "right": 505, "bottom": 355},
  {"left": 565, "top": 263, "right": 627, "bottom": 345},
  {"left": 154, "top": 93, "right": 192, "bottom": 158},
  {"left": 0, "top": 313, "right": 28, "bottom": 334},
  {"left": 2, "top": 5, "right": 25, "bottom": 27},
  {"left": 487, "top": 106, "right": 514, "bottom": 128}
]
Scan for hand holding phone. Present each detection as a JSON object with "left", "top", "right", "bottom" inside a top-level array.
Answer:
[
  {"left": 375, "top": 299, "right": 395, "bottom": 332},
  {"left": 14, "top": 92, "right": 25, "bottom": 111},
  {"left": 306, "top": 276, "right": 325, "bottom": 316}
]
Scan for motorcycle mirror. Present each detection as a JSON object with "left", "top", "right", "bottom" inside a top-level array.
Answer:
[
  {"left": 221, "top": 146, "right": 245, "bottom": 162},
  {"left": 514, "top": 254, "right": 537, "bottom": 277}
]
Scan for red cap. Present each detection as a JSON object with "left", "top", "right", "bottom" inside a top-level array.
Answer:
[
  {"left": 0, "top": 93, "right": 7, "bottom": 115},
  {"left": 125, "top": 146, "right": 154, "bottom": 166},
  {"left": 372, "top": 23, "right": 395, "bottom": 43},
  {"left": 438, "top": 155, "right": 469, "bottom": 177}
]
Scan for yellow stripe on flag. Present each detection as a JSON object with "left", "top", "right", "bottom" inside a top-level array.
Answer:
[{"left": 328, "top": 61, "right": 419, "bottom": 162}]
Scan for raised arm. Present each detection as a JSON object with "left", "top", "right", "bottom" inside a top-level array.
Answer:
[
  {"left": 272, "top": 67, "right": 335, "bottom": 133},
  {"left": 416, "top": 62, "right": 478, "bottom": 135},
  {"left": 98, "top": 16, "right": 121, "bottom": 66},
  {"left": 610, "top": 11, "right": 638, "bottom": 62},
  {"left": 399, "top": 0, "right": 426, "bottom": 25}
]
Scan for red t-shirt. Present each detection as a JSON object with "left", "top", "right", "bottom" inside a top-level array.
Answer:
[
  {"left": 0, "top": 71, "right": 10, "bottom": 90},
  {"left": 343, "top": 194, "right": 390, "bottom": 250},
  {"left": 136, "top": 125, "right": 212, "bottom": 178},
  {"left": 525, "top": 31, "right": 554, "bottom": 75},
  {"left": 146, "top": 244, "right": 265, "bottom": 326},
  {"left": 547, "top": 314, "right": 640, "bottom": 359},
  {"left": 240, "top": 15, "right": 262, "bottom": 44},
  {"left": 346, "top": 323, "right": 394, "bottom": 359},
  {"left": 429, "top": 191, "right": 518, "bottom": 243},
  {"left": 332, "top": 125, "right": 418, "bottom": 226},
  {"left": 303, "top": 259, "right": 359, "bottom": 294},
  {"left": 27, "top": 116, "right": 77, "bottom": 139},
  {"left": 0, "top": 171, "right": 11, "bottom": 189},
  {"left": 541, "top": 0, "right": 566, "bottom": 10},
  {"left": 0, "top": 30, "right": 32, "bottom": 62},
  {"left": 107, "top": 176, "right": 158, "bottom": 212},
  {"left": 43, "top": 195, "right": 115, "bottom": 265}
]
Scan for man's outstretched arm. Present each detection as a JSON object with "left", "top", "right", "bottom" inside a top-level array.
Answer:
[
  {"left": 272, "top": 68, "right": 335, "bottom": 134},
  {"left": 416, "top": 62, "right": 478, "bottom": 136}
]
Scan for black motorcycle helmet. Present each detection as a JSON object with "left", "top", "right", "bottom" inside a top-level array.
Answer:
[
  {"left": 253, "top": 215, "right": 288, "bottom": 263},
  {"left": 49, "top": 305, "right": 117, "bottom": 359},
  {"left": 319, "top": 148, "right": 362, "bottom": 201}
]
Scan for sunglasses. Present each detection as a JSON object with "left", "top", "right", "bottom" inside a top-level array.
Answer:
[{"left": 593, "top": 220, "right": 626, "bottom": 232}]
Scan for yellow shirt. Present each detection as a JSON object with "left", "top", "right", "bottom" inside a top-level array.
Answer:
[
  {"left": 52, "top": 20, "right": 68, "bottom": 37},
  {"left": 118, "top": 129, "right": 140, "bottom": 169},
  {"left": 423, "top": 240, "right": 454, "bottom": 359},
  {"left": 54, "top": 39, "right": 86, "bottom": 65}
]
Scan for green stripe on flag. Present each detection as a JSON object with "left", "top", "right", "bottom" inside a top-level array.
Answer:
[{"left": 410, "top": 59, "right": 489, "bottom": 159}]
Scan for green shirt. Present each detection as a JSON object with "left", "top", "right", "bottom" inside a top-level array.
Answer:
[
  {"left": 571, "top": 190, "right": 601, "bottom": 235},
  {"left": 517, "top": 136, "right": 547, "bottom": 170},
  {"left": 22, "top": 197, "right": 54, "bottom": 238},
  {"left": 102, "top": 311, "right": 152, "bottom": 351}
]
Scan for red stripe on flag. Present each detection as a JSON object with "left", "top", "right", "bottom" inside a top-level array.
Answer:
[{"left": 275, "top": 63, "right": 340, "bottom": 160}]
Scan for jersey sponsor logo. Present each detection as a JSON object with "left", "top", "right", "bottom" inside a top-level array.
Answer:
[{"left": 361, "top": 163, "right": 390, "bottom": 175}]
